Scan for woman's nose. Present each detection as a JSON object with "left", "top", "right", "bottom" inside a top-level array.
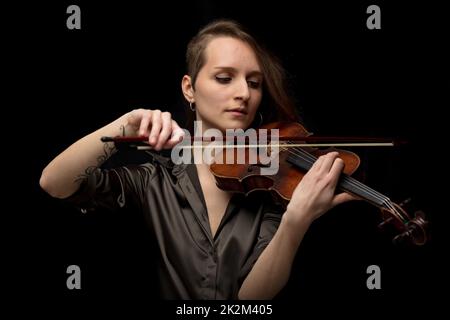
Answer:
[{"left": 234, "top": 78, "right": 250, "bottom": 102}]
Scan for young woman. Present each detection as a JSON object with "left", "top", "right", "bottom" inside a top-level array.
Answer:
[{"left": 40, "top": 19, "right": 354, "bottom": 299}]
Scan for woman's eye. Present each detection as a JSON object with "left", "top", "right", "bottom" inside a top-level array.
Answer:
[
  {"left": 215, "top": 76, "right": 232, "bottom": 83},
  {"left": 247, "top": 80, "right": 261, "bottom": 89}
]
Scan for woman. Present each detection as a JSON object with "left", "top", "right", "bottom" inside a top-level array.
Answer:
[{"left": 39, "top": 19, "right": 354, "bottom": 299}]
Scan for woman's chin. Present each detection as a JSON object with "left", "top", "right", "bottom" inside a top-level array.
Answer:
[{"left": 220, "top": 120, "right": 249, "bottom": 131}]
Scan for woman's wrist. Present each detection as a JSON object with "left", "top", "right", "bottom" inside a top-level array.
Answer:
[
  {"left": 100, "top": 112, "right": 137, "bottom": 138},
  {"left": 284, "top": 205, "right": 314, "bottom": 230},
  {"left": 279, "top": 210, "right": 312, "bottom": 248},
  {"left": 117, "top": 112, "right": 137, "bottom": 137}
]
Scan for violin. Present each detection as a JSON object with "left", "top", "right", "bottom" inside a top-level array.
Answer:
[
  {"left": 103, "top": 121, "right": 429, "bottom": 246},
  {"left": 208, "top": 122, "right": 428, "bottom": 246}
]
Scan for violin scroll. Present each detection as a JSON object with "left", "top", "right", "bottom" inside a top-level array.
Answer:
[{"left": 378, "top": 199, "right": 429, "bottom": 246}]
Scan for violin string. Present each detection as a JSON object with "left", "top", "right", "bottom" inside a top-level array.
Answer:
[
  {"left": 284, "top": 143, "right": 396, "bottom": 211},
  {"left": 285, "top": 143, "right": 408, "bottom": 223},
  {"left": 282, "top": 144, "right": 405, "bottom": 222},
  {"left": 282, "top": 142, "right": 407, "bottom": 222},
  {"left": 282, "top": 141, "right": 388, "bottom": 203},
  {"left": 384, "top": 201, "right": 408, "bottom": 222}
]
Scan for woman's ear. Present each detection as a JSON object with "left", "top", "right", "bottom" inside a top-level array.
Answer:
[{"left": 181, "top": 75, "right": 195, "bottom": 102}]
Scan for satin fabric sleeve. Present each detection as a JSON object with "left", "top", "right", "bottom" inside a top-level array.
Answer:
[{"left": 63, "top": 163, "right": 157, "bottom": 213}]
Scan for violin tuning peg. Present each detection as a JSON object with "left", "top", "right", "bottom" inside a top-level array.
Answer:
[
  {"left": 377, "top": 216, "right": 393, "bottom": 230},
  {"left": 414, "top": 210, "right": 427, "bottom": 220},
  {"left": 399, "top": 198, "right": 412, "bottom": 208},
  {"left": 392, "top": 229, "right": 414, "bottom": 246},
  {"left": 392, "top": 220, "right": 428, "bottom": 246}
]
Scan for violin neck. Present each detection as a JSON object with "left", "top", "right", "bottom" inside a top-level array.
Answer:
[
  {"left": 286, "top": 153, "right": 388, "bottom": 208},
  {"left": 338, "top": 174, "right": 387, "bottom": 207}
]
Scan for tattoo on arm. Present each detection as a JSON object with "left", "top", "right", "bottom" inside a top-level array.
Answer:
[
  {"left": 97, "top": 141, "right": 117, "bottom": 164},
  {"left": 74, "top": 142, "right": 117, "bottom": 183}
]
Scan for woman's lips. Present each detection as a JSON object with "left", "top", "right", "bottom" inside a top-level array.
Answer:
[{"left": 226, "top": 109, "right": 247, "bottom": 117}]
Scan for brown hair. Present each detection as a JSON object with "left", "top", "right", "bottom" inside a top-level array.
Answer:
[{"left": 184, "top": 19, "right": 299, "bottom": 131}]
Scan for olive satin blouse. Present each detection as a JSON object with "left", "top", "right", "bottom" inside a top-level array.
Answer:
[{"left": 66, "top": 151, "right": 284, "bottom": 299}]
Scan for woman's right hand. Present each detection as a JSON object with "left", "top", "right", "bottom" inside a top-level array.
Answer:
[{"left": 126, "top": 109, "right": 186, "bottom": 151}]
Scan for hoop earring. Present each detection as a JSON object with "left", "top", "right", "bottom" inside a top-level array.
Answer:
[
  {"left": 257, "top": 112, "right": 263, "bottom": 127},
  {"left": 189, "top": 101, "right": 195, "bottom": 112}
]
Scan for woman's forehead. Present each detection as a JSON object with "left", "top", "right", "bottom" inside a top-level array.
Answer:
[{"left": 203, "top": 37, "right": 261, "bottom": 71}]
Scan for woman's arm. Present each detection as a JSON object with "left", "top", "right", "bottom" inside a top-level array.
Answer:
[
  {"left": 39, "top": 109, "right": 184, "bottom": 199},
  {"left": 238, "top": 210, "right": 311, "bottom": 299},
  {"left": 238, "top": 152, "right": 355, "bottom": 299}
]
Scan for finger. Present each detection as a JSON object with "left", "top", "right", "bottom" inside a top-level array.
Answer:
[
  {"left": 166, "top": 120, "right": 186, "bottom": 147},
  {"left": 311, "top": 154, "right": 325, "bottom": 172},
  {"left": 319, "top": 152, "right": 339, "bottom": 174},
  {"left": 331, "top": 192, "right": 357, "bottom": 207},
  {"left": 148, "top": 110, "right": 162, "bottom": 146},
  {"left": 155, "top": 112, "right": 172, "bottom": 150},
  {"left": 328, "top": 157, "right": 345, "bottom": 188},
  {"left": 138, "top": 110, "right": 152, "bottom": 137}
]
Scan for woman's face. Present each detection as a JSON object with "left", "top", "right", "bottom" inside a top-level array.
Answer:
[{"left": 184, "top": 37, "right": 263, "bottom": 133}]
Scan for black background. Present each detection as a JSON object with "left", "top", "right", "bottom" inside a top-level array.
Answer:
[{"left": 8, "top": 0, "right": 448, "bottom": 316}]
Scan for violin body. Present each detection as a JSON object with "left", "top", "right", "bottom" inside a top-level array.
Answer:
[
  {"left": 210, "top": 122, "right": 428, "bottom": 246},
  {"left": 211, "top": 122, "right": 360, "bottom": 207}
]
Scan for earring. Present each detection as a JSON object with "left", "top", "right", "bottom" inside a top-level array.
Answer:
[
  {"left": 257, "top": 112, "right": 263, "bottom": 127},
  {"left": 189, "top": 101, "right": 195, "bottom": 111}
]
